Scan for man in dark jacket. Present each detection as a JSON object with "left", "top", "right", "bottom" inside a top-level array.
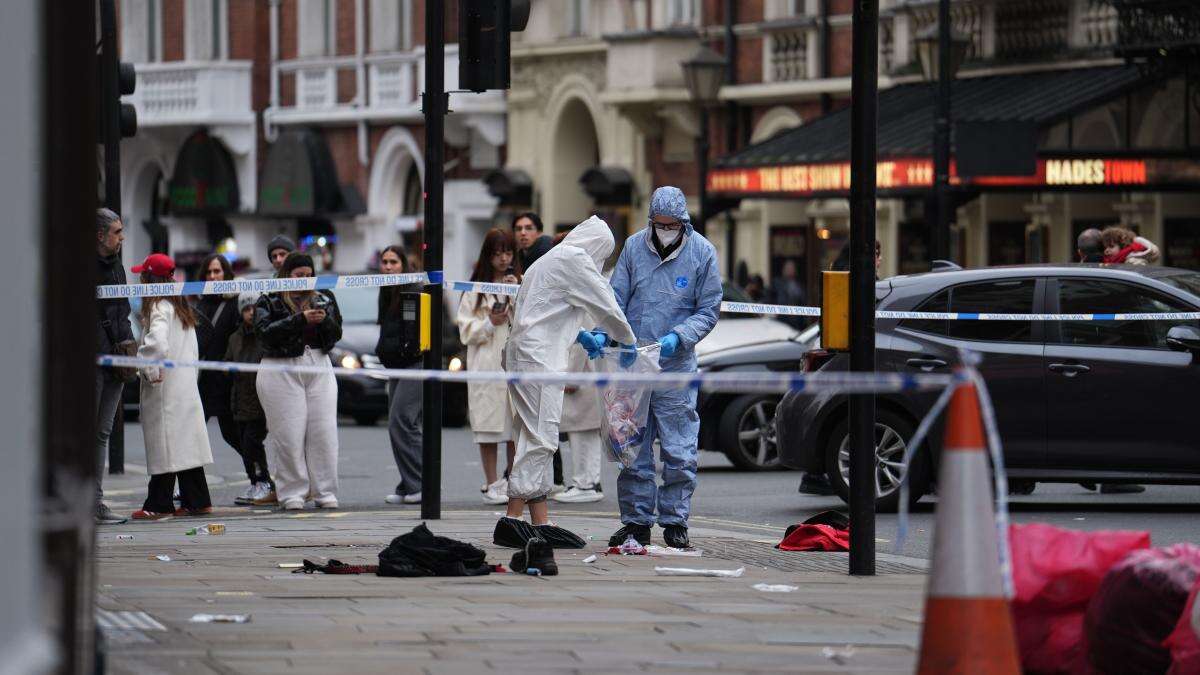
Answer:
[
  {"left": 95, "top": 208, "right": 134, "bottom": 524},
  {"left": 512, "top": 212, "right": 553, "bottom": 273}
]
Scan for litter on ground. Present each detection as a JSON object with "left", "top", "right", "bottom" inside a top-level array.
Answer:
[
  {"left": 654, "top": 566, "right": 745, "bottom": 578},
  {"left": 190, "top": 614, "right": 250, "bottom": 624},
  {"left": 753, "top": 583, "right": 799, "bottom": 593}
]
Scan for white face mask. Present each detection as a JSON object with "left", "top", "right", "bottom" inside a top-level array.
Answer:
[{"left": 655, "top": 226, "right": 681, "bottom": 247}]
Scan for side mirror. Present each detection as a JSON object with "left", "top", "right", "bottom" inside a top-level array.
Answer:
[{"left": 1166, "top": 325, "right": 1200, "bottom": 354}]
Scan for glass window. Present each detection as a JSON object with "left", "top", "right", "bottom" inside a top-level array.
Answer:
[
  {"left": 900, "top": 288, "right": 950, "bottom": 336},
  {"left": 901, "top": 279, "right": 1036, "bottom": 342},
  {"left": 949, "top": 279, "right": 1036, "bottom": 342},
  {"left": 566, "top": 0, "right": 588, "bottom": 36},
  {"left": 1056, "top": 279, "right": 1197, "bottom": 349}
]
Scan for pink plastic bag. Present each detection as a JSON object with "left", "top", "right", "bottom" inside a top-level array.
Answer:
[
  {"left": 1165, "top": 579, "right": 1200, "bottom": 675},
  {"left": 1085, "top": 544, "right": 1200, "bottom": 675},
  {"left": 1009, "top": 523, "right": 1151, "bottom": 674}
]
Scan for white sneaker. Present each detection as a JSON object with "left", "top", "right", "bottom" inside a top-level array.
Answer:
[
  {"left": 384, "top": 494, "right": 404, "bottom": 505},
  {"left": 553, "top": 487, "right": 604, "bottom": 503},
  {"left": 481, "top": 479, "right": 509, "bottom": 505},
  {"left": 315, "top": 498, "right": 338, "bottom": 509},
  {"left": 402, "top": 492, "right": 422, "bottom": 504},
  {"left": 233, "top": 484, "right": 257, "bottom": 505},
  {"left": 550, "top": 483, "right": 567, "bottom": 496}
]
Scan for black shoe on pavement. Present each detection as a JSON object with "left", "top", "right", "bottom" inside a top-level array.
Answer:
[
  {"left": 1079, "top": 483, "right": 1098, "bottom": 491},
  {"left": 662, "top": 524, "right": 690, "bottom": 549},
  {"left": 510, "top": 537, "right": 558, "bottom": 576},
  {"left": 534, "top": 524, "right": 586, "bottom": 549},
  {"left": 96, "top": 503, "right": 127, "bottom": 525},
  {"left": 1100, "top": 483, "right": 1146, "bottom": 494},
  {"left": 798, "top": 473, "right": 837, "bottom": 496},
  {"left": 607, "top": 523, "right": 651, "bottom": 547},
  {"left": 493, "top": 516, "right": 538, "bottom": 548}
]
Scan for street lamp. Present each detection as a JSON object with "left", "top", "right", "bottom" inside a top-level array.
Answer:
[
  {"left": 681, "top": 45, "right": 726, "bottom": 237},
  {"left": 914, "top": 7, "right": 970, "bottom": 264}
]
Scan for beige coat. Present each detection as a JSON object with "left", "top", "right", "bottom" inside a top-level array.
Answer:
[
  {"left": 456, "top": 292, "right": 512, "bottom": 433},
  {"left": 137, "top": 301, "right": 213, "bottom": 475}
]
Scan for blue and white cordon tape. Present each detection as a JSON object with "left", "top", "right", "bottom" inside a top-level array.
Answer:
[
  {"left": 98, "top": 354, "right": 955, "bottom": 395},
  {"left": 98, "top": 273, "right": 1200, "bottom": 321},
  {"left": 96, "top": 272, "right": 436, "bottom": 299}
]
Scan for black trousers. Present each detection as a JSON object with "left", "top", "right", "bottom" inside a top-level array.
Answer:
[
  {"left": 237, "top": 418, "right": 272, "bottom": 485},
  {"left": 143, "top": 467, "right": 211, "bottom": 514}
]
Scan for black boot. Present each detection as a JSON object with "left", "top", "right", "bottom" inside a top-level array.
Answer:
[
  {"left": 607, "top": 523, "right": 651, "bottom": 547},
  {"left": 493, "top": 516, "right": 537, "bottom": 548},
  {"left": 510, "top": 537, "right": 558, "bottom": 576},
  {"left": 662, "top": 524, "right": 690, "bottom": 549},
  {"left": 798, "top": 473, "right": 837, "bottom": 496}
]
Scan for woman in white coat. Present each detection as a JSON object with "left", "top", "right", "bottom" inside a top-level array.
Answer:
[
  {"left": 456, "top": 228, "right": 521, "bottom": 504},
  {"left": 130, "top": 254, "right": 214, "bottom": 520}
]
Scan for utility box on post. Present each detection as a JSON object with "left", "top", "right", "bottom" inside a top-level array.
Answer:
[
  {"left": 459, "top": 0, "right": 531, "bottom": 93},
  {"left": 821, "top": 271, "right": 850, "bottom": 351}
]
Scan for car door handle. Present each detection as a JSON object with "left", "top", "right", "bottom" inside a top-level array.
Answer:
[
  {"left": 1049, "top": 363, "right": 1091, "bottom": 377},
  {"left": 906, "top": 357, "right": 948, "bottom": 372}
]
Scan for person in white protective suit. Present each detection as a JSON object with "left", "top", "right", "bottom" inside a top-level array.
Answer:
[{"left": 493, "top": 215, "right": 635, "bottom": 569}]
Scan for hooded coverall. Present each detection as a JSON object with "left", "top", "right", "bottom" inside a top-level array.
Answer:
[
  {"left": 506, "top": 216, "right": 636, "bottom": 501},
  {"left": 610, "top": 187, "right": 722, "bottom": 527}
]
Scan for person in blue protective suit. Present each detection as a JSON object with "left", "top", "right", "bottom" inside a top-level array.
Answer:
[{"left": 605, "top": 186, "right": 722, "bottom": 549}]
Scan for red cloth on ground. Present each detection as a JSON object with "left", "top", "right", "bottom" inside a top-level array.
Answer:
[{"left": 776, "top": 523, "right": 850, "bottom": 552}]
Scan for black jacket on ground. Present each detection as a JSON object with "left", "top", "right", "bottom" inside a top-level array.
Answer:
[
  {"left": 517, "top": 234, "right": 553, "bottom": 273},
  {"left": 253, "top": 290, "right": 343, "bottom": 359},
  {"left": 376, "top": 285, "right": 425, "bottom": 368},
  {"left": 96, "top": 252, "right": 134, "bottom": 358},
  {"left": 196, "top": 295, "right": 240, "bottom": 416},
  {"left": 224, "top": 324, "right": 265, "bottom": 422}
]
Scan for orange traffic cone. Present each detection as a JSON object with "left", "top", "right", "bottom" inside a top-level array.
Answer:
[{"left": 916, "top": 381, "right": 1020, "bottom": 674}]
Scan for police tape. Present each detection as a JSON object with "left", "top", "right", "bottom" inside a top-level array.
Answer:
[
  {"left": 99, "top": 274, "right": 1200, "bottom": 322},
  {"left": 96, "top": 272, "right": 436, "bottom": 299},
  {"left": 721, "top": 301, "right": 1200, "bottom": 322},
  {"left": 97, "top": 354, "right": 956, "bottom": 394}
]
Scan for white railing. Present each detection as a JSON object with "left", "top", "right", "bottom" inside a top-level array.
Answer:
[
  {"left": 767, "top": 28, "right": 809, "bottom": 82},
  {"left": 367, "top": 53, "right": 419, "bottom": 108},
  {"left": 130, "top": 61, "right": 253, "bottom": 124}
]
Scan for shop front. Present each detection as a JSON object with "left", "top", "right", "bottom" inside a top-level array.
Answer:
[
  {"left": 258, "top": 128, "right": 366, "bottom": 272},
  {"left": 166, "top": 130, "right": 243, "bottom": 276},
  {"left": 708, "top": 66, "right": 1200, "bottom": 281}
]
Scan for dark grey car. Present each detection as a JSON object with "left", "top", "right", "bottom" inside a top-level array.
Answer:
[{"left": 775, "top": 264, "right": 1200, "bottom": 511}]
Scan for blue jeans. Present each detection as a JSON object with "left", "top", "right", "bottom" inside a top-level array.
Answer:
[
  {"left": 95, "top": 372, "right": 124, "bottom": 503},
  {"left": 616, "top": 386, "right": 699, "bottom": 527}
]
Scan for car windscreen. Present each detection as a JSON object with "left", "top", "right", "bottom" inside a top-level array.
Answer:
[
  {"left": 334, "top": 287, "right": 379, "bottom": 324},
  {"left": 1158, "top": 272, "right": 1200, "bottom": 301}
]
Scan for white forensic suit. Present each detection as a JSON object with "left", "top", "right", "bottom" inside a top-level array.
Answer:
[{"left": 505, "top": 216, "right": 635, "bottom": 501}]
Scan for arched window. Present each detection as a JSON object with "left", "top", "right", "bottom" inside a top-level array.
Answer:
[{"left": 402, "top": 162, "right": 422, "bottom": 216}]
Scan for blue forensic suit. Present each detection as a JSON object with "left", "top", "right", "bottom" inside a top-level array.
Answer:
[{"left": 609, "top": 187, "right": 722, "bottom": 526}]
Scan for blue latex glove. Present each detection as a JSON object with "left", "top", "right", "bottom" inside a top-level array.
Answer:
[
  {"left": 576, "top": 330, "right": 605, "bottom": 360},
  {"left": 658, "top": 332, "right": 681, "bottom": 358},
  {"left": 618, "top": 343, "right": 637, "bottom": 368}
]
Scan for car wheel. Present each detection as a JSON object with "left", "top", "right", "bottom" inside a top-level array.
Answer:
[
  {"left": 719, "top": 395, "right": 785, "bottom": 471},
  {"left": 353, "top": 413, "right": 381, "bottom": 427},
  {"left": 822, "top": 409, "right": 928, "bottom": 513}
]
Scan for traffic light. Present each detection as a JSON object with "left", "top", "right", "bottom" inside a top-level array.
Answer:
[
  {"left": 459, "top": 0, "right": 531, "bottom": 93},
  {"left": 97, "top": 0, "right": 136, "bottom": 212}
]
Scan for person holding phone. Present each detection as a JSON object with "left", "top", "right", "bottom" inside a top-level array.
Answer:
[
  {"left": 456, "top": 229, "right": 522, "bottom": 504},
  {"left": 253, "top": 252, "right": 343, "bottom": 511},
  {"left": 377, "top": 245, "right": 426, "bottom": 505}
]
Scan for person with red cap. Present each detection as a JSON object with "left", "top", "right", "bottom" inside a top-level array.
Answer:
[{"left": 129, "top": 253, "right": 215, "bottom": 520}]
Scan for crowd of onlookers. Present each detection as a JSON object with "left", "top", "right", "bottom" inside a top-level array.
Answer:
[{"left": 93, "top": 207, "right": 610, "bottom": 525}]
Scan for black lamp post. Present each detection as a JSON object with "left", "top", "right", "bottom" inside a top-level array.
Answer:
[
  {"left": 682, "top": 45, "right": 727, "bottom": 238},
  {"left": 914, "top": 6, "right": 969, "bottom": 263}
]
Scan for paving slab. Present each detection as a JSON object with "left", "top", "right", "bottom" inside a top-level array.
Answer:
[{"left": 97, "top": 509, "right": 927, "bottom": 674}]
